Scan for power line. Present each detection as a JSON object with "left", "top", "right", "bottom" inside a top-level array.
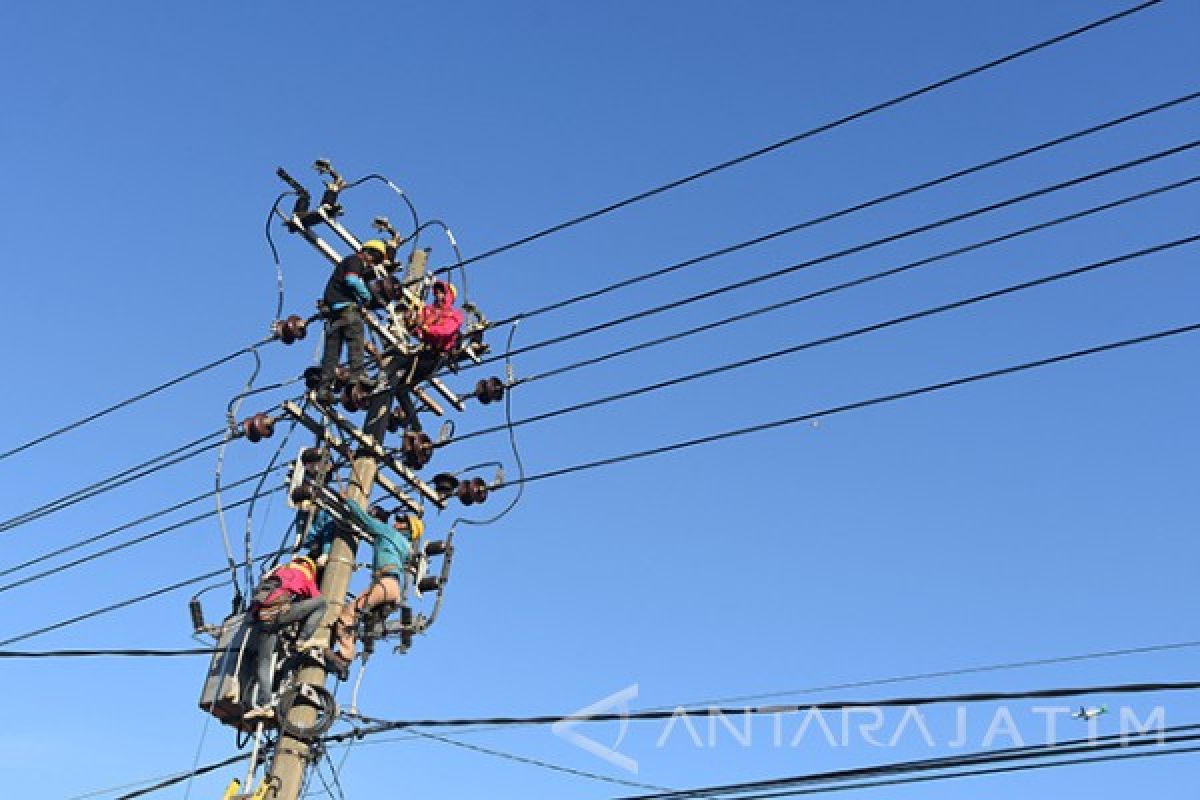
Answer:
[
  {"left": 614, "top": 727, "right": 1200, "bottom": 800},
  {"left": 0, "top": 464, "right": 287, "bottom": 582},
  {"left": 509, "top": 174, "right": 1199, "bottom": 391},
  {"left": 0, "top": 429, "right": 226, "bottom": 534},
  {"left": 404, "top": 727, "right": 669, "bottom": 791},
  {"left": 7, "top": 323, "right": 1198, "bottom": 646},
  {"left": 0, "top": 481, "right": 286, "bottom": 595},
  {"left": 435, "top": 1, "right": 1164, "bottom": 275},
  {"left": 0, "top": 337, "right": 271, "bottom": 464},
  {"left": 451, "top": 227, "right": 1200, "bottom": 445},
  {"left": 507, "top": 321, "right": 1200, "bottom": 489},
  {"left": 111, "top": 752, "right": 252, "bottom": 800},
  {"left": 0, "top": 648, "right": 213, "bottom": 658},
  {"left": 476, "top": 137, "right": 1200, "bottom": 367},
  {"left": 0, "top": 550, "right": 280, "bottom": 647},
  {"left": 334, "top": 680, "right": 1200, "bottom": 733},
  {"left": 491, "top": 89, "right": 1197, "bottom": 327}
]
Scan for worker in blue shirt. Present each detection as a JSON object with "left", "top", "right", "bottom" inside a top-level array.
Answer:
[
  {"left": 316, "top": 240, "right": 388, "bottom": 405},
  {"left": 327, "top": 499, "right": 423, "bottom": 671}
]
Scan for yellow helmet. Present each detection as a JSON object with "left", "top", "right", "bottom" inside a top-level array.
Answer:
[
  {"left": 291, "top": 555, "right": 318, "bottom": 577},
  {"left": 361, "top": 239, "right": 389, "bottom": 259},
  {"left": 396, "top": 514, "right": 424, "bottom": 541}
]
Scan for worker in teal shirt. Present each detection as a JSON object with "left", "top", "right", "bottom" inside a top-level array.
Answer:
[{"left": 328, "top": 499, "right": 423, "bottom": 671}]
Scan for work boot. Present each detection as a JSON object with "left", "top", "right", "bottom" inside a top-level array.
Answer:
[
  {"left": 323, "top": 648, "right": 351, "bottom": 682},
  {"left": 244, "top": 706, "right": 275, "bottom": 722},
  {"left": 295, "top": 635, "right": 326, "bottom": 652}
]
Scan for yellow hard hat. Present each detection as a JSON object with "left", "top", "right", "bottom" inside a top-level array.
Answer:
[
  {"left": 396, "top": 514, "right": 424, "bottom": 541},
  {"left": 361, "top": 239, "right": 389, "bottom": 258},
  {"left": 291, "top": 555, "right": 317, "bottom": 577}
]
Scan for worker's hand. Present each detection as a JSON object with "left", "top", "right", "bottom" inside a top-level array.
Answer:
[{"left": 316, "top": 553, "right": 329, "bottom": 569}]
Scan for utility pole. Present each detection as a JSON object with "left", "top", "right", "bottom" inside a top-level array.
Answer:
[{"left": 265, "top": 388, "right": 391, "bottom": 799}]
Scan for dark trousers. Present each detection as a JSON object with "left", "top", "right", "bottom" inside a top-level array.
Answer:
[
  {"left": 392, "top": 350, "right": 445, "bottom": 432},
  {"left": 319, "top": 306, "right": 366, "bottom": 387},
  {"left": 252, "top": 597, "right": 327, "bottom": 707}
]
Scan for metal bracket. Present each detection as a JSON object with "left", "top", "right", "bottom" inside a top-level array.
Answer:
[{"left": 427, "top": 376, "right": 466, "bottom": 412}]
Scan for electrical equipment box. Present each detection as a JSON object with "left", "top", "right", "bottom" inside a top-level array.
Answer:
[{"left": 198, "top": 613, "right": 257, "bottom": 727}]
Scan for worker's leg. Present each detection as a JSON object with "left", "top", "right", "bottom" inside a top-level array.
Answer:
[
  {"left": 253, "top": 628, "right": 279, "bottom": 708},
  {"left": 318, "top": 312, "right": 347, "bottom": 389},
  {"left": 344, "top": 308, "right": 367, "bottom": 384},
  {"left": 334, "top": 576, "right": 401, "bottom": 660}
]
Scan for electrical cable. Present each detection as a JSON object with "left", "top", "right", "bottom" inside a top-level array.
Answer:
[
  {"left": 473, "top": 137, "right": 1200, "bottom": 367},
  {"left": 480, "top": 173, "right": 1198, "bottom": 398},
  {"left": 502, "top": 321, "right": 1200, "bottom": 490},
  {"left": 0, "top": 548, "right": 286, "bottom": 647},
  {"left": 0, "top": 647, "right": 214, "bottom": 658},
  {"left": 0, "top": 463, "right": 288, "bottom": 582},
  {"left": 405, "top": 727, "right": 671, "bottom": 791},
  {"left": 331, "top": 680, "right": 1200, "bottom": 733},
  {"left": 0, "top": 430, "right": 227, "bottom": 534},
  {"left": 217, "top": 349, "right": 266, "bottom": 600},
  {"left": 7, "top": 323, "right": 1198, "bottom": 645},
  {"left": 265, "top": 190, "right": 291, "bottom": 321},
  {"left": 243, "top": 414, "right": 301, "bottom": 591},
  {"left": 0, "top": 336, "right": 274, "bottom": 464},
  {"left": 111, "top": 752, "right": 251, "bottom": 800},
  {"left": 614, "top": 726, "right": 1200, "bottom": 800},
  {"left": 0, "top": 481, "right": 287, "bottom": 595},
  {"left": 447, "top": 232, "right": 1199, "bottom": 447},
  {"left": 430, "top": 1, "right": 1164, "bottom": 275}
]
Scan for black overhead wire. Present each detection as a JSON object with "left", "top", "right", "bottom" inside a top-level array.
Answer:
[
  {"left": 111, "top": 752, "right": 252, "bottom": 800},
  {"left": 403, "top": 727, "right": 670, "bottom": 791},
  {"left": 7, "top": 323, "right": 1199, "bottom": 646},
  {"left": 504, "top": 321, "right": 1200, "bottom": 489},
  {"left": 331, "top": 680, "right": 1200, "bottom": 733},
  {"left": 450, "top": 200, "right": 1200, "bottom": 446},
  {"left": 473, "top": 136, "right": 1200, "bottom": 368},
  {"left": 0, "top": 429, "right": 227, "bottom": 534},
  {"left": 0, "top": 481, "right": 287, "bottom": 595},
  {"left": 0, "top": 336, "right": 274, "bottom": 465},
  {"left": 0, "top": 549, "right": 285, "bottom": 647},
  {"left": 430, "top": 1, "right": 1164, "bottom": 276},
  {"left": 0, "top": 13, "right": 1172, "bottom": 469},
  {"left": 0, "top": 648, "right": 213, "bottom": 658},
  {"left": 488, "top": 89, "right": 1198, "bottom": 328},
  {"left": 0, "top": 464, "right": 288, "bottom": 582},
  {"left": 614, "top": 726, "right": 1200, "bottom": 800}
]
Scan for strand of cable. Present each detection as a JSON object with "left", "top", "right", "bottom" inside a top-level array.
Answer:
[
  {"left": 111, "top": 752, "right": 252, "bottom": 800},
  {"left": 716, "top": 744, "right": 1200, "bottom": 800},
  {"left": 450, "top": 200, "right": 1200, "bottom": 446},
  {"left": 0, "top": 336, "right": 274, "bottom": 464},
  {"left": 502, "top": 321, "right": 1200, "bottom": 490},
  {"left": 614, "top": 727, "right": 1200, "bottom": 800},
  {"left": 0, "top": 648, "right": 213, "bottom": 658},
  {"left": 243, "top": 414, "right": 302, "bottom": 592},
  {"left": 458, "top": 233, "right": 1200, "bottom": 443},
  {"left": 0, "top": 548, "right": 284, "bottom": 647},
  {"left": 431, "top": 1, "right": 1164, "bottom": 275},
  {"left": 405, "top": 727, "right": 671, "bottom": 791},
  {"left": 0, "top": 482, "right": 287, "bottom": 596},
  {"left": 6, "top": 323, "right": 1198, "bottom": 645},
  {"left": 331, "top": 680, "right": 1200, "bottom": 734},
  {"left": 216, "top": 345, "right": 266, "bottom": 601},
  {"left": 470, "top": 137, "right": 1200, "bottom": 368},
  {"left": 0, "top": 430, "right": 227, "bottom": 534},
  {"left": 0, "top": 463, "right": 288, "bottom": 582},
  {"left": 323, "top": 638, "right": 1200, "bottom": 745},
  {"left": 487, "top": 89, "right": 1197, "bottom": 328}
]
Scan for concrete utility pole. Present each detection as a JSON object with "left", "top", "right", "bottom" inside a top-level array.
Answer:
[{"left": 266, "top": 385, "right": 393, "bottom": 799}]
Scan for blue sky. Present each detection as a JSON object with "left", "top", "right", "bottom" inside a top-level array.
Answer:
[{"left": 1, "top": 1, "right": 1198, "bottom": 797}]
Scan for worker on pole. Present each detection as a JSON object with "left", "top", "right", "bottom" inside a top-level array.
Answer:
[
  {"left": 392, "top": 279, "right": 465, "bottom": 431},
  {"left": 325, "top": 501, "right": 423, "bottom": 674},
  {"left": 244, "top": 556, "right": 327, "bottom": 721},
  {"left": 315, "top": 240, "right": 390, "bottom": 405}
]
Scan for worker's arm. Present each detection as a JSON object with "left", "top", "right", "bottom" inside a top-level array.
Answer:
[
  {"left": 344, "top": 498, "right": 391, "bottom": 540},
  {"left": 344, "top": 271, "right": 372, "bottom": 306}
]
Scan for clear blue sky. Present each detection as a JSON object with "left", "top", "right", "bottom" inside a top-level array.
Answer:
[{"left": 1, "top": 1, "right": 1198, "bottom": 797}]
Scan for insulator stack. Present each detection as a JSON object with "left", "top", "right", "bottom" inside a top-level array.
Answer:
[
  {"left": 341, "top": 383, "right": 370, "bottom": 412},
  {"left": 401, "top": 431, "right": 434, "bottom": 469},
  {"left": 290, "top": 484, "right": 314, "bottom": 504},
  {"left": 242, "top": 413, "right": 276, "bottom": 443},
  {"left": 303, "top": 367, "right": 323, "bottom": 390},
  {"left": 418, "top": 575, "right": 442, "bottom": 593},
  {"left": 275, "top": 315, "right": 309, "bottom": 345},
  {"left": 474, "top": 377, "right": 506, "bottom": 405}
]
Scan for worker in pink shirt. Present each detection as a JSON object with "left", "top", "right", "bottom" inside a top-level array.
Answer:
[
  {"left": 392, "top": 279, "right": 465, "bottom": 432},
  {"left": 244, "top": 556, "right": 326, "bottom": 722}
]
